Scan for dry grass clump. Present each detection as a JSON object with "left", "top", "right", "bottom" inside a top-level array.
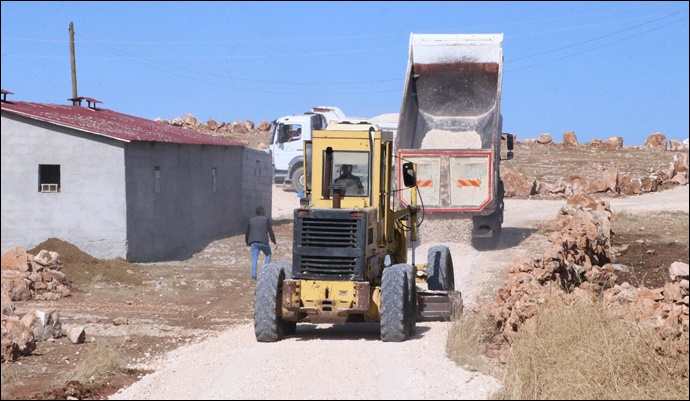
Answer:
[
  {"left": 1, "top": 367, "right": 18, "bottom": 389},
  {"left": 64, "top": 341, "right": 128, "bottom": 383},
  {"left": 493, "top": 298, "right": 688, "bottom": 400},
  {"left": 447, "top": 306, "right": 499, "bottom": 377}
]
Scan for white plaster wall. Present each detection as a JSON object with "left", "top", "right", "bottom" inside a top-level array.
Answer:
[{"left": 1, "top": 113, "right": 128, "bottom": 258}]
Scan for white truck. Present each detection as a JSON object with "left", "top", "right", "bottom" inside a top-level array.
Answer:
[{"left": 270, "top": 106, "right": 397, "bottom": 193}]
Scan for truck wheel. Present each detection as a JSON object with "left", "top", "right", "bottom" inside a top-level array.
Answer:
[
  {"left": 427, "top": 245, "right": 455, "bottom": 291},
  {"left": 401, "top": 264, "right": 417, "bottom": 337},
  {"left": 291, "top": 166, "right": 304, "bottom": 193},
  {"left": 380, "top": 264, "right": 409, "bottom": 342},
  {"left": 471, "top": 213, "right": 501, "bottom": 250},
  {"left": 254, "top": 261, "right": 291, "bottom": 342},
  {"left": 472, "top": 180, "right": 504, "bottom": 250}
]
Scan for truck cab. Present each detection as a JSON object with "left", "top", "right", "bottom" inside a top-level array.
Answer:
[{"left": 269, "top": 106, "right": 347, "bottom": 193}]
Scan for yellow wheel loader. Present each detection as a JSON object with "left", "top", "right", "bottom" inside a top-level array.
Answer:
[{"left": 254, "top": 122, "right": 460, "bottom": 342}]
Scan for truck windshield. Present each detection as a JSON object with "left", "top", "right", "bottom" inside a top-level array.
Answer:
[
  {"left": 330, "top": 151, "right": 369, "bottom": 196},
  {"left": 275, "top": 123, "right": 303, "bottom": 144}
]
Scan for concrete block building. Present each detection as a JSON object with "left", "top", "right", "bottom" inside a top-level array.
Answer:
[{"left": 1, "top": 91, "right": 272, "bottom": 262}]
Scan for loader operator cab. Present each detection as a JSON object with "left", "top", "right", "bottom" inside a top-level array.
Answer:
[{"left": 334, "top": 163, "right": 365, "bottom": 195}]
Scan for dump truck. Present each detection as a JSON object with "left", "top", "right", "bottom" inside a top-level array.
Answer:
[
  {"left": 395, "top": 33, "right": 514, "bottom": 250},
  {"left": 254, "top": 122, "right": 460, "bottom": 342}
]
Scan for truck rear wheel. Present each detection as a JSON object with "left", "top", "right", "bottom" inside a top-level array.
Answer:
[
  {"left": 471, "top": 220, "right": 501, "bottom": 250},
  {"left": 380, "top": 264, "right": 409, "bottom": 342},
  {"left": 254, "top": 261, "right": 292, "bottom": 342},
  {"left": 472, "top": 180, "right": 504, "bottom": 250},
  {"left": 427, "top": 245, "right": 455, "bottom": 291},
  {"left": 290, "top": 166, "right": 304, "bottom": 193}
]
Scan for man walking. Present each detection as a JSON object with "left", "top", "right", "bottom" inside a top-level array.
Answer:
[{"left": 245, "top": 206, "right": 277, "bottom": 280}]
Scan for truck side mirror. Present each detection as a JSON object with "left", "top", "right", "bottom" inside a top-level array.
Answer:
[
  {"left": 402, "top": 162, "right": 416, "bottom": 188},
  {"left": 502, "top": 133, "right": 514, "bottom": 160},
  {"left": 502, "top": 133, "right": 514, "bottom": 150}
]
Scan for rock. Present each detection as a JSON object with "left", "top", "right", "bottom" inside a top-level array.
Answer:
[
  {"left": 644, "top": 132, "right": 667, "bottom": 150},
  {"left": 1, "top": 246, "right": 30, "bottom": 272},
  {"left": 537, "top": 133, "right": 552, "bottom": 144},
  {"left": 669, "top": 262, "right": 689, "bottom": 281},
  {"left": 112, "top": 316, "right": 128, "bottom": 326},
  {"left": 66, "top": 326, "right": 86, "bottom": 344},
  {"left": 20, "top": 309, "right": 62, "bottom": 341},
  {"left": 562, "top": 131, "right": 578, "bottom": 146}
]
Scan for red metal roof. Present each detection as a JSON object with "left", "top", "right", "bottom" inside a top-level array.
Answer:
[{"left": 1, "top": 100, "right": 246, "bottom": 147}]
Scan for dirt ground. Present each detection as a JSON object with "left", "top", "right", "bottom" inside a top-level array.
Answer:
[{"left": 1, "top": 144, "right": 688, "bottom": 400}]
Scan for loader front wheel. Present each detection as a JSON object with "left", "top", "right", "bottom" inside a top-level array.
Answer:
[
  {"left": 381, "top": 264, "right": 409, "bottom": 342},
  {"left": 254, "top": 261, "right": 291, "bottom": 342},
  {"left": 427, "top": 245, "right": 455, "bottom": 291},
  {"left": 401, "top": 264, "right": 417, "bottom": 337}
]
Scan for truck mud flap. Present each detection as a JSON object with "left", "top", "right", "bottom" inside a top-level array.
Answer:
[{"left": 416, "top": 289, "right": 462, "bottom": 321}]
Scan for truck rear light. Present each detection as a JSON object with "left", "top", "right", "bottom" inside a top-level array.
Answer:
[
  {"left": 350, "top": 212, "right": 363, "bottom": 217},
  {"left": 297, "top": 210, "right": 310, "bottom": 217}
]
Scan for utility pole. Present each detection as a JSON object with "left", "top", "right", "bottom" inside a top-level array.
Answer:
[{"left": 69, "top": 22, "right": 79, "bottom": 105}]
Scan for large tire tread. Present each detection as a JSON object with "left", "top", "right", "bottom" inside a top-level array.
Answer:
[
  {"left": 427, "top": 245, "right": 455, "bottom": 291},
  {"left": 254, "top": 261, "right": 292, "bottom": 342},
  {"left": 380, "top": 264, "right": 409, "bottom": 342}
]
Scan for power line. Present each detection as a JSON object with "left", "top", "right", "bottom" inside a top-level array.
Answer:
[
  {"left": 506, "top": 8, "right": 688, "bottom": 63},
  {"left": 505, "top": 16, "right": 688, "bottom": 73}
]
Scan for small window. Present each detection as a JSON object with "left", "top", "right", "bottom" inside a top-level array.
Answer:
[
  {"left": 212, "top": 167, "right": 217, "bottom": 192},
  {"left": 154, "top": 166, "right": 161, "bottom": 193},
  {"left": 39, "top": 164, "right": 60, "bottom": 193}
]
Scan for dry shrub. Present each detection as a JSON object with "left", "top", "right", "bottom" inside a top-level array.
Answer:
[
  {"left": 493, "top": 297, "right": 688, "bottom": 400},
  {"left": 447, "top": 305, "right": 499, "bottom": 377},
  {"left": 64, "top": 341, "right": 128, "bottom": 383},
  {"left": 1, "top": 366, "right": 18, "bottom": 389}
]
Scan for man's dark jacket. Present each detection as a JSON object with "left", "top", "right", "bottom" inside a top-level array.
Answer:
[{"left": 245, "top": 215, "right": 276, "bottom": 245}]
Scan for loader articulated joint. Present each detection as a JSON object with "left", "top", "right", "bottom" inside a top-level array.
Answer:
[{"left": 406, "top": 205, "right": 420, "bottom": 214}]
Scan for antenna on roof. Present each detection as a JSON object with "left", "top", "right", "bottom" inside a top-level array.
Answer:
[{"left": 69, "top": 22, "right": 79, "bottom": 106}]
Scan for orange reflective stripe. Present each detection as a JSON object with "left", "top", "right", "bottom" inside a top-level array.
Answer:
[
  {"left": 416, "top": 180, "right": 433, "bottom": 187},
  {"left": 456, "top": 179, "right": 481, "bottom": 187}
]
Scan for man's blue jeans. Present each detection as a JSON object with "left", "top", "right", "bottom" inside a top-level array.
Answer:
[{"left": 250, "top": 242, "right": 272, "bottom": 279}]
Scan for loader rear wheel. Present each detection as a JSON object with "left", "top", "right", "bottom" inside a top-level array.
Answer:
[
  {"left": 427, "top": 245, "right": 455, "bottom": 291},
  {"left": 380, "top": 264, "right": 409, "bottom": 342},
  {"left": 254, "top": 261, "right": 292, "bottom": 342},
  {"left": 401, "top": 264, "right": 417, "bottom": 337}
]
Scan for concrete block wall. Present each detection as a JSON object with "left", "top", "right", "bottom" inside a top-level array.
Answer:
[{"left": 241, "top": 148, "right": 273, "bottom": 220}]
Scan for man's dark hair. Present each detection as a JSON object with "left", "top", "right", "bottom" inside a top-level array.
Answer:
[{"left": 256, "top": 206, "right": 265, "bottom": 216}]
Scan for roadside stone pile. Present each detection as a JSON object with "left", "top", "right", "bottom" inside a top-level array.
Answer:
[
  {"left": 486, "top": 192, "right": 689, "bottom": 361},
  {"left": 1, "top": 245, "right": 71, "bottom": 301},
  {"left": 1, "top": 246, "right": 91, "bottom": 362},
  {"left": 504, "top": 132, "right": 689, "bottom": 198},
  {"left": 156, "top": 113, "right": 272, "bottom": 145}
]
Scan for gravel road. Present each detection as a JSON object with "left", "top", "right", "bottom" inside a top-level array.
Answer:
[{"left": 109, "top": 186, "right": 688, "bottom": 400}]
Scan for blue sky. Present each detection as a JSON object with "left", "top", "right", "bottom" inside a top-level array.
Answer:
[{"left": 1, "top": 1, "right": 688, "bottom": 146}]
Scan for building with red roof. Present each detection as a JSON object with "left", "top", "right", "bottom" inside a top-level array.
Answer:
[{"left": 1, "top": 91, "right": 272, "bottom": 262}]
